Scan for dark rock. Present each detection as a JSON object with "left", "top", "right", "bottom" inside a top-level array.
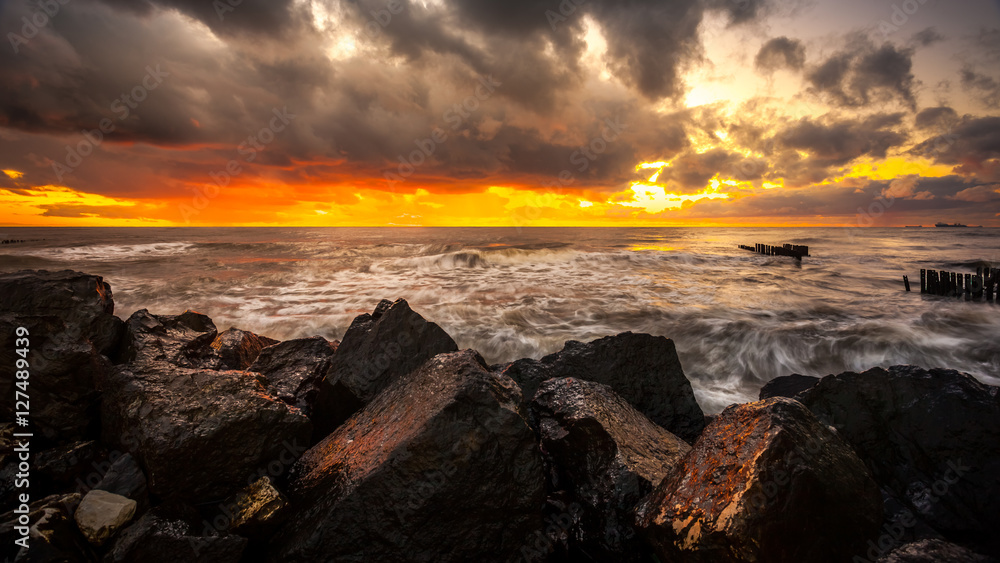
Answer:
[
  {"left": 210, "top": 328, "right": 278, "bottom": 370},
  {"left": 1, "top": 441, "right": 106, "bottom": 514},
  {"left": 314, "top": 298, "right": 458, "bottom": 435},
  {"left": 95, "top": 454, "right": 149, "bottom": 514},
  {"left": 877, "top": 539, "right": 996, "bottom": 563},
  {"left": 0, "top": 270, "right": 124, "bottom": 443},
  {"left": 0, "top": 270, "right": 123, "bottom": 354},
  {"left": 759, "top": 373, "right": 821, "bottom": 400},
  {"left": 270, "top": 350, "right": 544, "bottom": 562},
  {"left": 502, "top": 332, "right": 705, "bottom": 442},
  {"left": 0, "top": 493, "right": 94, "bottom": 562},
  {"left": 116, "top": 309, "right": 222, "bottom": 368},
  {"left": 635, "top": 397, "right": 883, "bottom": 563},
  {"left": 797, "top": 365, "right": 1000, "bottom": 556},
  {"left": 217, "top": 476, "right": 288, "bottom": 538},
  {"left": 104, "top": 503, "right": 246, "bottom": 563},
  {"left": 529, "top": 377, "right": 690, "bottom": 562},
  {"left": 248, "top": 337, "right": 338, "bottom": 417},
  {"left": 100, "top": 362, "right": 311, "bottom": 501}
]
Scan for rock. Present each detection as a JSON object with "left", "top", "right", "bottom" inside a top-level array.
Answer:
[
  {"left": 759, "top": 373, "right": 821, "bottom": 400},
  {"left": 1, "top": 440, "right": 104, "bottom": 513},
  {"left": 101, "top": 361, "right": 311, "bottom": 501},
  {"left": 248, "top": 337, "right": 338, "bottom": 417},
  {"left": 95, "top": 453, "right": 149, "bottom": 513},
  {"left": 0, "top": 270, "right": 123, "bottom": 354},
  {"left": 502, "top": 332, "right": 705, "bottom": 442},
  {"left": 877, "top": 539, "right": 996, "bottom": 563},
  {"left": 270, "top": 350, "right": 544, "bottom": 562},
  {"left": 217, "top": 476, "right": 288, "bottom": 538},
  {"left": 117, "top": 309, "right": 222, "bottom": 368},
  {"left": 314, "top": 298, "right": 458, "bottom": 435},
  {"left": 635, "top": 397, "right": 883, "bottom": 563},
  {"left": 0, "top": 270, "right": 124, "bottom": 443},
  {"left": 105, "top": 503, "right": 247, "bottom": 563},
  {"left": 211, "top": 328, "right": 278, "bottom": 370},
  {"left": 74, "top": 489, "right": 137, "bottom": 546},
  {"left": 797, "top": 365, "right": 1000, "bottom": 555},
  {"left": 529, "top": 377, "right": 690, "bottom": 561},
  {"left": 0, "top": 493, "right": 93, "bottom": 562}
]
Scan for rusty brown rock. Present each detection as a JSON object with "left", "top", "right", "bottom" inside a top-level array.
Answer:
[
  {"left": 635, "top": 397, "right": 883, "bottom": 563},
  {"left": 210, "top": 328, "right": 278, "bottom": 370}
]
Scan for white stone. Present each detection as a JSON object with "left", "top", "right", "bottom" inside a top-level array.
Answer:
[{"left": 73, "top": 489, "right": 137, "bottom": 546}]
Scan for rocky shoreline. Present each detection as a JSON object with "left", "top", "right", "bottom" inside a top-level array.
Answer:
[{"left": 1, "top": 270, "right": 997, "bottom": 562}]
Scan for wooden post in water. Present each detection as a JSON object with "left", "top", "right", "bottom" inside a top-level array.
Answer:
[
  {"left": 987, "top": 269, "right": 996, "bottom": 302},
  {"left": 920, "top": 269, "right": 926, "bottom": 293},
  {"left": 951, "top": 272, "right": 958, "bottom": 297},
  {"left": 903, "top": 275, "right": 911, "bottom": 292},
  {"left": 973, "top": 274, "right": 984, "bottom": 301},
  {"left": 965, "top": 273, "right": 972, "bottom": 301}
]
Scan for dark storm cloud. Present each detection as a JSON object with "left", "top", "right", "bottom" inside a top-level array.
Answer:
[
  {"left": 911, "top": 115, "right": 1000, "bottom": 183},
  {"left": 805, "top": 36, "right": 917, "bottom": 110},
  {"left": 911, "top": 27, "right": 944, "bottom": 47},
  {"left": 659, "top": 148, "right": 742, "bottom": 191},
  {"left": 914, "top": 106, "right": 958, "bottom": 130},
  {"left": 960, "top": 66, "right": 1000, "bottom": 108},
  {"left": 94, "top": 0, "right": 307, "bottom": 37},
  {"left": 754, "top": 37, "right": 805, "bottom": 72},
  {"left": 778, "top": 113, "right": 907, "bottom": 164}
]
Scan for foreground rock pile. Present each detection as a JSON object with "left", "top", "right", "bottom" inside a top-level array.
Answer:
[{"left": 1, "top": 270, "right": 997, "bottom": 562}]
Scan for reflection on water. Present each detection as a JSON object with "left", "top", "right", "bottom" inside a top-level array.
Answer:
[{"left": 1, "top": 226, "right": 998, "bottom": 413}]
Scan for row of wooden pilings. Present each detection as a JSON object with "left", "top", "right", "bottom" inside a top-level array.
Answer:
[
  {"left": 904, "top": 266, "right": 1000, "bottom": 302},
  {"left": 1, "top": 239, "right": 26, "bottom": 244},
  {"left": 738, "top": 243, "right": 810, "bottom": 260}
]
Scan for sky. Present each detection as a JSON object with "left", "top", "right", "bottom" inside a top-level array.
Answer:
[{"left": 1, "top": 0, "right": 999, "bottom": 226}]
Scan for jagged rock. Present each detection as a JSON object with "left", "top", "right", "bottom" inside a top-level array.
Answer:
[
  {"left": 74, "top": 490, "right": 136, "bottom": 547},
  {"left": 95, "top": 454, "right": 149, "bottom": 513},
  {"left": 314, "top": 298, "right": 458, "bottom": 435},
  {"left": 502, "top": 332, "right": 705, "bottom": 442},
  {"left": 270, "top": 350, "right": 544, "bottom": 562},
  {"left": 105, "top": 503, "right": 246, "bottom": 563},
  {"left": 117, "top": 309, "right": 222, "bottom": 368},
  {"left": 0, "top": 270, "right": 123, "bottom": 443},
  {"left": 0, "top": 270, "right": 123, "bottom": 354},
  {"left": 216, "top": 476, "right": 288, "bottom": 538},
  {"left": 0, "top": 493, "right": 93, "bottom": 562},
  {"left": 877, "top": 539, "right": 996, "bottom": 563},
  {"left": 529, "top": 377, "right": 690, "bottom": 562},
  {"left": 759, "top": 374, "right": 821, "bottom": 400},
  {"left": 635, "top": 397, "right": 883, "bottom": 563},
  {"left": 100, "top": 362, "right": 311, "bottom": 501},
  {"left": 797, "top": 366, "right": 1000, "bottom": 556},
  {"left": 211, "top": 328, "right": 278, "bottom": 370},
  {"left": 248, "top": 337, "right": 338, "bottom": 417}
]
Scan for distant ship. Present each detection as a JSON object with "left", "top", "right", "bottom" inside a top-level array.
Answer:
[
  {"left": 935, "top": 222, "right": 968, "bottom": 228},
  {"left": 904, "top": 225, "right": 922, "bottom": 228}
]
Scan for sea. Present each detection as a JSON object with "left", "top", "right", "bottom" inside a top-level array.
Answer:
[{"left": 1, "top": 227, "right": 998, "bottom": 414}]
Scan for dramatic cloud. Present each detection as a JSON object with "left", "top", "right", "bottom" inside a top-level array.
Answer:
[
  {"left": 805, "top": 37, "right": 917, "bottom": 110},
  {"left": 754, "top": 36, "right": 806, "bottom": 72},
  {"left": 960, "top": 66, "right": 1000, "bottom": 108}
]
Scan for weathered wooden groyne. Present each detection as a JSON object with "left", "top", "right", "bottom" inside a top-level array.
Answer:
[
  {"left": 912, "top": 266, "right": 1000, "bottom": 301},
  {"left": 738, "top": 243, "right": 809, "bottom": 260}
]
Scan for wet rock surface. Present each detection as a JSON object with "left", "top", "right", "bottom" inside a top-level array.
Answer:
[
  {"left": 503, "top": 332, "right": 705, "bottom": 442},
  {"left": 758, "top": 373, "right": 821, "bottom": 400},
  {"left": 211, "top": 328, "right": 279, "bottom": 370},
  {"left": 270, "top": 350, "right": 544, "bottom": 563},
  {"left": 635, "top": 397, "right": 883, "bottom": 563},
  {"left": 248, "top": 336, "right": 338, "bottom": 417},
  {"left": 530, "top": 377, "right": 690, "bottom": 562},
  {"left": 116, "top": 309, "right": 223, "bottom": 368}
]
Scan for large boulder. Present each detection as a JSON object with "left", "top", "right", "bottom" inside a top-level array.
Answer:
[
  {"left": 0, "top": 270, "right": 123, "bottom": 443},
  {"left": 314, "top": 298, "right": 458, "bottom": 434},
  {"left": 100, "top": 362, "right": 311, "bottom": 500},
  {"left": 211, "top": 328, "right": 278, "bottom": 370},
  {"left": 877, "top": 539, "right": 995, "bottom": 563},
  {"left": 797, "top": 365, "right": 1000, "bottom": 555},
  {"left": 759, "top": 374, "right": 820, "bottom": 400},
  {"left": 117, "top": 309, "right": 223, "bottom": 368},
  {"left": 94, "top": 453, "right": 149, "bottom": 513},
  {"left": 529, "top": 377, "right": 690, "bottom": 561},
  {"left": 249, "top": 337, "right": 338, "bottom": 417},
  {"left": 105, "top": 503, "right": 247, "bottom": 563},
  {"left": 635, "top": 397, "right": 883, "bottom": 563},
  {"left": 502, "top": 332, "right": 705, "bottom": 442},
  {"left": 270, "top": 350, "right": 545, "bottom": 562}
]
